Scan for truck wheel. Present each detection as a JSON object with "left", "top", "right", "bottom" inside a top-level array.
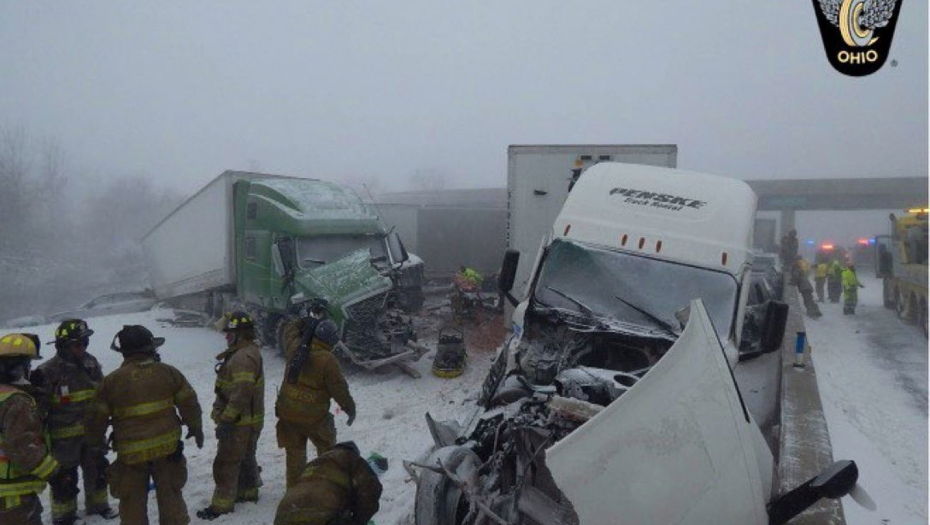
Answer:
[
  {"left": 896, "top": 290, "right": 908, "bottom": 321},
  {"left": 415, "top": 446, "right": 481, "bottom": 525},
  {"left": 883, "top": 280, "right": 894, "bottom": 309}
]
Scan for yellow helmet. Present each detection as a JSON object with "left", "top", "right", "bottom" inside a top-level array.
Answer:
[{"left": 0, "top": 333, "right": 40, "bottom": 359}]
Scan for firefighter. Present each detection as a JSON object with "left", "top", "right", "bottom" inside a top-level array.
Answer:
[
  {"left": 276, "top": 318, "right": 356, "bottom": 488},
  {"left": 0, "top": 333, "right": 59, "bottom": 525},
  {"left": 86, "top": 325, "right": 203, "bottom": 525},
  {"left": 814, "top": 259, "right": 829, "bottom": 303},
  {"left": 197, "top": 311, "right": 264, "bottom": 520},
  {"left": 827, "top": 258, "right": 844, "bottom": 303},
  {"left": 30, "top": 319, "right": 117, "bottom": 524},
  {"left": 273, "top": 441, "right": 382, "bottom": 525},
  {"left": 842, "top": 262, "right": 865, "bottom": 315},
  {"left": 794, "top": 256, "right": 822, "bottom": 319}
]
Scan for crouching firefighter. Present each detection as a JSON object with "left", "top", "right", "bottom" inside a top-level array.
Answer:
[
  {"left": 273, "top": 441, "right": 382, "bottom": 525},
  {"left": 30, "top": 319, "right": 117, "bottom": 524},
  {"left": 197, "top": 311, "right": 265, "bottom": 521},
  {"left": 0, "top": 333, "right": 60, "bottom": 525},
  {"left": 86, "top": 325, "right": 204, "bottom": 525},
  {"left": 277, "top": 318, "right": 356, "bottom": 488}
]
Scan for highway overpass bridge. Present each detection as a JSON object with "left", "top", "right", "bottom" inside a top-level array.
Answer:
[{"left": 746, "top": 176, "right": 928, "bottom": 233}]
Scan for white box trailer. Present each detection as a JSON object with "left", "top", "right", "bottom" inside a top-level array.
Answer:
[
  {"left": 507, "top": 144, "right": 677, "bottom": 296},
  {"left": 142, "top": 171, "right": 286, "bottom": 301}
]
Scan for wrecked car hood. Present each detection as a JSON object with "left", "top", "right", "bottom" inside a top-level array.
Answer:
[{"left": 546, "top": 299, "right": 773, "bottom": 525}]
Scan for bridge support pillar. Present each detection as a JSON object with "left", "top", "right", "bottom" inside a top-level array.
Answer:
[{"left": 780, "top": 209, "right": 796, "bottom": 235}]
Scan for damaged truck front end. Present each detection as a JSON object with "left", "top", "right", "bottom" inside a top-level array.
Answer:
[{"left": 412, "top": 163, "right": 855, "bottom": 524}]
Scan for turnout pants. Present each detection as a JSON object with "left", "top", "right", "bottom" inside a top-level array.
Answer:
[
  {"left": 0, "top": 494, "right": 43, "bottom": 525},
  {"left": 276, "top": 414, "right": 336, "bottom": 488},
  {"left": 108, "top": 454, "right": 189, "bottom": 525},
  {"left": 49, "top": 440, "right": 110, "bottom": 523},
  {"left": 210, "top": 425, "right": 263, "bottom": 513}
]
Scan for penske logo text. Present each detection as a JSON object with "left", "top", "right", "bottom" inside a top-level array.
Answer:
[{"left": 609, "top": 188, "right": 707, "bottom": 211}]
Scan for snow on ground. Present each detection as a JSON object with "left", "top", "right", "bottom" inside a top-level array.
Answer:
[
  {"left": 1, "top": 305, "right": 502, "bottom": 525},
  {"left": 806, "top": 275, "right": 928, "bottom": 525}
]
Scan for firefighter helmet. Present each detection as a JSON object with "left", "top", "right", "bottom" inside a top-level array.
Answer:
[
  {"left": 312, "top": 319, "right": 340, "bottom": 347},
  {"left": 53, "top": 319, "right": 94, "bottom": 347},
  {"left": 222, "top": 311, "right": 255, "bottom": 332},
  {"left": 0, "top": 333, "right": 40, "bottom": 359},
  {"left": 111, "top": 325, "right": 165, "bottom": 354}
]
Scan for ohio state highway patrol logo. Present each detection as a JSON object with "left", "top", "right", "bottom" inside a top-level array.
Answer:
[{"left": 812, "top": 0, "right": 903, "bottom": 76}]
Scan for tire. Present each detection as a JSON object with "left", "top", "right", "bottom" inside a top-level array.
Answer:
[
  {"left": 883, "top": 280, "right": 894, "bottom": 309},
  {"left": 415, "top": 446, "right": 481, "bottom": 525},
  {"left": 895, "top": 289, "right": 908, "bottom": 321}
]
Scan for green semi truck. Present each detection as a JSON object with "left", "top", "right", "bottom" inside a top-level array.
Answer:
[{"left": 142, "top": 170, "right": 427, "bottom": 370}]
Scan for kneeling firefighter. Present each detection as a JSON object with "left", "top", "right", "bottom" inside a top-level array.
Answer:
[
  {"left": 273, "top": 441, "right": 382, "bottom": 525},
  {"left": 86, "top": 325, "right": 203, "bottom": 525},
  {"left": 0, "top": 333, "right": 60, "bottom": 525},
  {"left": 30, "top": 319, "right": 117, "bottom": 524},
  {"left": 198, "top": 311, "right": 265, "bottom": 520}
]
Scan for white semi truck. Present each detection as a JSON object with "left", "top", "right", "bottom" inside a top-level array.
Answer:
[{"left": 414, "top": 163, "right": 855, "bottom": 525}]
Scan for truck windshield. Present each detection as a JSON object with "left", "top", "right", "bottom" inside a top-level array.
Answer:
[
  {"left": 296, "top": 235, "right": 388, "bottom": 268},
  {"left": 532, "top": 239, "right": 738, "bottom": 341}
]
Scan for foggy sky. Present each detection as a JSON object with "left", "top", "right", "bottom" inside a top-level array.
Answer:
[{"left": 1, "top": 1, "right": 927, "bottom": 245}]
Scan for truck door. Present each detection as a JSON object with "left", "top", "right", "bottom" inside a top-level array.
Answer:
[{"left": 239, "top": 230, "right": 272, "bottom": 307}]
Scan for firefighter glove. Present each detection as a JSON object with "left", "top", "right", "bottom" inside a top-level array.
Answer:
[
  {"left": 346, "top": 409, "right": 356, "bottom": 427},
  {"left": 186, "top": 427, "right": 205, "bottom": 449}
]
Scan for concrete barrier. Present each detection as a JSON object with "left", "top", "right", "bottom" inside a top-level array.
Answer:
[{"left": 777, "top": 285, "right": 846, "bottom": 524}]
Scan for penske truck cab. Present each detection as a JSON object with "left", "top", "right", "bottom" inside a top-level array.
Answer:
[{"left": 505, "top": 162, "right": 770, "bottom": 366}]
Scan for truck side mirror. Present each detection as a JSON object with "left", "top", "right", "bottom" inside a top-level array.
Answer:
[
  {"left": 760, "top": 300, "right": 789, "bottom": 353},
  {"left": 271, "top": 243, "right": 285, "bottom": 277},
  {"left": 767, "top": 460, "right": 858, "bottom": 525},
  {"left": 387, "top": 232, "right": 409, "bottom": 265},
  {"left": 498, "top": 250, "right": 521, "bottom": 307}
]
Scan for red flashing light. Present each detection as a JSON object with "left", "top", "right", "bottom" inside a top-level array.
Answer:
[
  {"left": 821, "top": 244, "right": 834, "bottom": 251},
  {"left": 857, "top": 238, "right": 869, "bottom": 246}
]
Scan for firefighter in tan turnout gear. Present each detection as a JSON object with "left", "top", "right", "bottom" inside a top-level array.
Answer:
[
  {"left": 197, "top": 311, "right": 265, "bottom": 521},
  {"left": 277, "top": 317, "right": 356, "bottom": 488},
  {"left": 274, "top": 441, "right": 382, "bottom": 525},
  {"left": 86, "top": 325, "right": 204, "bottom": 525},
  {"left": 30, "top": 319, "right": 117, "bottom": 524},
  {"left": 0, "top": 333, "right": 60, "bottom": 525}
]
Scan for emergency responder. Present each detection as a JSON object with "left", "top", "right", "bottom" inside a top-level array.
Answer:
[
  {"left": 827, "top": 258, "right": 844, "bottom": 303},
  {"left": 273, "top": 441, "right": 382, "bottom": 525},
  {"left": 793, "top": 256, "right": 822, "bottom": 319},
  {"left": 197, "top": 311, "right": 264, "bottom": 521},
  {"left": 30, "top": 319, "right": 117, "bottom": 524},
  {"left": 0, "top": 333, "right": 60, "bottom": 525},
  {"left": 277, "top": 318, "right": 356, "bottom": 488},
  {"left": 814, "top": 259, "right": 829, "bottom": 303},
  {"left": 842, "top": 262, "right": 865, "bottom": 315},
  {"left": 86, "top": 325, "right": 203, "bottom": 525},
  {"left": 780, "top": 229, "right": 799, "bottom": 267}
]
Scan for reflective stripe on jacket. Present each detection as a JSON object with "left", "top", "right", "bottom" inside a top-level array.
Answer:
[{"left": 212, "top": 340, "right": 264, "bottom": 428}]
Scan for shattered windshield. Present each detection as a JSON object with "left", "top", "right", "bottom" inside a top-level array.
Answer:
[
  {"left": 533, "top": 239, "right": 738, "bottom": 340},
  {"left": 296, "top": 235, "right": 388, "bottom": 268}
]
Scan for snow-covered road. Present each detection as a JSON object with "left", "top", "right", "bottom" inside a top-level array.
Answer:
[
  {"left": 1, "top": 309, "right": 496, "bottom": 525},
  {"left": 807, "top": 274, "right": 928, "bottom": 524}
]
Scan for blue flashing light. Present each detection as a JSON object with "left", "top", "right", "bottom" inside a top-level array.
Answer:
[
  {"left": 805, "top": 239, "right": 815, "bottom": 245},
  {"left": 868, "top": 238, "right": 876, "bottom": 245}
]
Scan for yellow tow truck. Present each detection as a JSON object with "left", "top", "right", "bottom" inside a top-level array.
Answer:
[{"left": 876, "top": 207, "right": 928, "bottom": 337}]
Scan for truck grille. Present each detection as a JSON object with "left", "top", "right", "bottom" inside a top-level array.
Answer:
[{"left": 345, "top": 292, "right": 389, "bottom": 325}]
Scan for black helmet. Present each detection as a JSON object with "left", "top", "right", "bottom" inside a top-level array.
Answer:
[
  {"left": 333, "top": 441, "right": 360, "bottom": 456},
  {"left": 222, "top": 311, "right": 255, "bottom": 332},
  {"left": 312, "top": 319, "right": 340, "bottom": 347},
  {"left": 52, "top": 319, "right": 94, "bottom": 348},
  {"left": 111, "top": 325, "right": 165, "bottom": 354}
]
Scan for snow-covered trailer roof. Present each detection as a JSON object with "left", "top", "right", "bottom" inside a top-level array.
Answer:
[{"left": 553, "top": 163, "right": 757, "bottom": 275}]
